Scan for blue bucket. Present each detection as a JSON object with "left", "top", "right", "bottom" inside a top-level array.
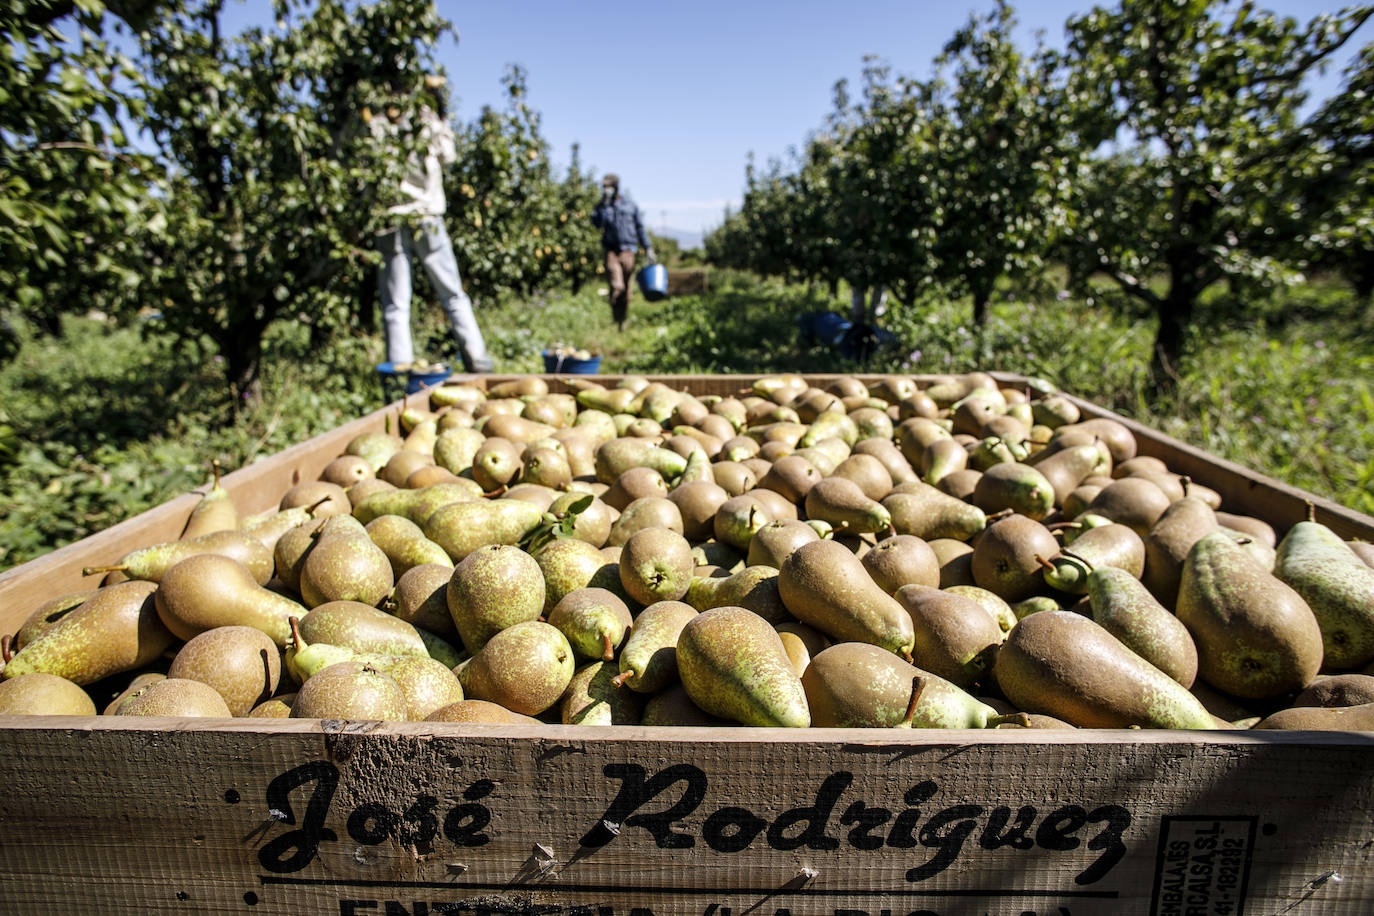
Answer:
[
  {"left": 638, "top": 263, "right": 668, "bottom": 301},
  {"left": 543, "top": 351, "right": 602, "bottom": 374}
]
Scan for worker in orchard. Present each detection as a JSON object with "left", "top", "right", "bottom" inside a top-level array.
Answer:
[
  {"left": 591, "top": 173, "right": 654, "bottom": 331},
  {"left": 373, "top": 74, "right": 493, "bottom": 374}
]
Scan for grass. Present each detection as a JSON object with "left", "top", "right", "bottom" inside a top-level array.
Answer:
[{"left": 1, "top": 269, "right": 1370, "bottom": 570}]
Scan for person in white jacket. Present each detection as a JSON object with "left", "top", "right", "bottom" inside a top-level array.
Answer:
[{"left": 374, "top": 78, "right": 492, "bottom": 374}]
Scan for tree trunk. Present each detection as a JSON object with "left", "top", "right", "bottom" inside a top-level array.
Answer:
[
  {"left": 1150, "top": 291, "right": 1195, "bottom": 393},
  {"left": 221, "top": 328, "right": 264, "bottom": 416}
]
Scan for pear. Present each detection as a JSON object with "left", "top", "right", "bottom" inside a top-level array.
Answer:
[
  {"left": 13, "top": 589, "right": 96, "bottom": 651},
  {"left": 1177, "top": 531, "right": 1323, "bottom": 700},
  {"left": 640, "top": 683, "right": 732, "bottom": 727},
  {"left": 882, "top": 482, "right": 987, "bottom": 541},
  {"left": 181, "top": 460, "right": 238, "bottom": 539},
  {"left": 1274, "top": 510, "right": 1374, "bottom": 668},
  {"left": 1142, "top": 496, "right": 1219, "bottom": 608},
  {"left": 299, "top": 515, "right": 395, "bottom": 609},
  {"left": 1085, "top": 477, "right": 1173, "bottom": 537},
  {"left": 861, "top": 535, "right": 940, "bottom": 594},
  {"left": 993, "top": 611, "right": 1216, "bottom": 729},
  {"left": 746, "top": 518, "right": 821, "bottom": 569},
  {"left": 366, "top": 653, "right": 464, "bottom": 721},
  {"left": 273, "top": 516, "right": 329, "bottom": 595},
  {"left": 353, "top": 481, "right": 480, "bottom": 527},
  {"left": 319, "top": 454, "right": 374, "bottom": 489},
  {"left": 1028, "top": 442, "right": 1105, "bottom": 506},
  {"left": 279, "top": 480, "right": 351, "bottom": 518},
  {"left": 608, "top": 496, "right": 685, "bottom": 546},
  {"left": 168, "top": 625, "right": 282, "bottom": 716},
  {"left": 894, "top": 585, "right": 1003, "bottom": 689},
  {"left": 943, "top": 585, "right": 1017, "bottom": 634},
  {"left": 432, "top": 427, "right": 485, "bottom": 475},
  {"left": 423, "top": 498, "right": 544, "bottom": 561},
  {"left": 103, "top": 672, "right": 169, "bottom": 715},
  {"left": 297, "top": 600, "right": 428, "bottom": 660},
  {"left": 116, "top": 678, "right": 234, "bottom": 717},
  {"left": 535, "top": 537, "right": 620, "bottom": 612},
  {"left": 239, "top": 504, "right": 322, "bottom": 552},
  {"left": 1086, "top": 566, "right": 1198, "bottom": 688},
  {"left": 669, "top": 480, "right": 729, "bottom": 542},
  {"left": 346, "top": 431, "right": 402, "bottom": 473},
  {"left": 852, "top": 438, "right": 917, "bottom": 486},
  {"left": 712, "top": 494, "right": 771, "bottom": 552},
  {"left": 620, "top": 527, "right": 693, "bottom": 606},
  {"left": 684, "top": 565, "right": 788, "bottom": 623},
  {"left": 548, "top": 587, "right": 633, "bottom": 661},
  {"left": 0, "top": 673, "right": 97, "bottom": 715},
  {"left": 82, "top": 528, "right": 274, "bottom": 586},
  {"left": 675, "top": 607, "right": 810, "bottom": 728},
  {"left": 778, "top": 539, "right": 915, "bottom": 657},
  {"left": 971, "top": 462, "right": 1055, "bottom": 520},
  {"left": 387, "top": 563, "right": 460, "bottom": 639},
  {"left": 594, "top": 437, "right": 688, "bottom": 484},
  {"left": 562, "top": 661, "right": 644, "bottom": 725},
  {"left": 1292, "top": 673, "right": 1374, "bottom": 708},
  {"left": 613, "top": 600, "right": 698, "bottom": 693},
  {"left": 970, "top": 514, "right": 1060, "bottom": 602},
  {"left": 756, "top": 454, "right": 823, "bottom": 505},
  {"left": 803, "top": 477, "right": 891, "bottom": 534},
  {"left": 803, "top": 642, "right": 1012, "bottom": 728},
  {"left": 248, "top": 696, "right": 296, "bottom": 718},
  {"left": 920, "top": 438, "right": 969, "bottom": 486},
  {"left": 3, "top": 580, "right": 173, "bottom": 686},
  {"left": 365, "top": 514, "right": 453, "bottom": 578},
  {"left": 457, "top": 620, "right": 575, "bottom": 716},
  {"left": 291, "top": 661, "right": 408, "bottom": 720},
  {"left": 446, "top": 544, "right": 545, "bottom": 655},
  {"left": 1039, "top": 523, "right": 1145, "bottom": 595},
  {"left": 425, "top": 699, "right": 542, "bottom": 725},
  {"left": 1252, "top": 702, "right": 1374, "bottom": 731},
  {"left": 548, "top": 491, "right": 614, "bottom": 547}
]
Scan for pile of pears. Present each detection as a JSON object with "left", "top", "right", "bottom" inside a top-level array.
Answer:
[{"left": 3, "top": 371, "right": 1373, "bottom": 733}]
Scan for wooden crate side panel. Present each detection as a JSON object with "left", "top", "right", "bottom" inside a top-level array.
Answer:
[
  {"left": 0, "top": 406, "right": 392, "bottom": 630},
  {"left": 0, "top": 720, "right": 1369, "bottom": 915}
]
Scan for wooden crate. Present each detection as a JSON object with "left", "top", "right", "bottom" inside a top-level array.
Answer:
[{"left": 1, "top": 374, "right": 1371, "bottom": 916}]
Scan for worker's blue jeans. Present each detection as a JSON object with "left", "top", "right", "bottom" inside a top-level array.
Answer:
[{"left": 377, "top": 217, "right": 491, "bottom": 372}]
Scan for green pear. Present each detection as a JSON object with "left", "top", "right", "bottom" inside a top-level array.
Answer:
[
  {"left": 548, "top": 587, "right": 633, "bottom": 661},
  {"left": 0, "top": 673, "right": 97, "bottom": 715},
  {"left": 894, "top": 585, "right": 1003, "bottom": 689},
  {"left": 1177, "top": 531, "right": 1323, "bottom": 700},
  {"left": 613, "top": 600, "right": 698, "bottom": 693},
  {"left": 1274, "top": 511, "right": 1374, "bottom": 668},
  {"left": 882, "top": 482, "right": 987, "bottom": 541},
  {"left": 457, "top": 620, "right": 575, "bottom": 716},
  {"left": 619, "top": 527, "right": 694, "bottom": 606},
  {"left": 562, "top": 661, "right": 644, "bottom": 725},
  {"left": 82, "top": 528, "right": 274, "bottom": 586},
  {"left": 684, "top": 564, "right": 789, "bottom": 624},
  {"left": 676, "top": 607, "right": 810, "bottom": 728},
  {"left": 423, "top": 497, "right": 544, "bottom": 561},
  {"left": 803, "top": 477, "right": 891, "bottom": 534},
  {"left": 3, "top": 580, "right": 173, "bottom": 686},
  {"left": 446, "top": 544, "right": 545, "bottom": 655},
  {"left": 1086, "top": 566, "right": 1198, "bottom": 688},
  {"left": 299, "top": 515, "right": 395, "bottom": 609},
  {"left": 365, "top": 514, "right": 453, "bottom": 578},
  {"left": 180, "top": 460, "right": 238, "bottom": 539}
]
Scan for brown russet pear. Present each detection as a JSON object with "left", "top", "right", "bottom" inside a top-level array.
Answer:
[
  {"left": 425, "top": 698, "right": 542, "bottom": 724},
  {"left": 894, "top": 585, "right": 1004, "bottom": 689},
  {"left": 862, "top": 534, "right": 940, "bottom": 594},
  {"left": 103, "top": 672, "right": 168, "bottom": 715},
  {"left": 1142, "top": 496, "right": 1219, "bottom": 608},
  {"left": 971, "top": 514, "right": 1060, "bottom": 602},
  {"left": 457, "top": 620, "right": 575, "bottom": 716},
  {"left": 168, "top": 625, "right": 282, "bottom": 716},
  {"left": 116, "top": 677, "right": 234, "bottom": 717},
  {"left": 778, "top": 538, "right": 915, "bottom": 657},
  {"left": 1177, "top": 531, "right": 1323, "bottom": 700},
  {"left": 993, "top": 611, "right": 1216, "bottom": 729},
  {"left": 803, "top": 476, "right": 891, "bottom": 534},
  {"left": 4, "top": 580, "right": 173, "bottom": 686},
  {"left": 1274, "top": 510, "right": 1374, "bottom": 668},
  {"left": 297, "top": 514, "right": 394, "bottom": 609},
  {"left": 802, "top": 642, "right": 1013, "bottom": 728},
  {"left": 155, "top": 553, "right": 306, "bottom": 646},
  {"left": 447, "top": 543, "right": 546, "bottom": 654},
  {"left": 387, "top": 563, "right": 460, "bottom": 638},
  {"left": 746, "top": 518, "right": 821, "bottom": 569},
  {"left": 676, "top": 607, "right": 810, "bottom": 728},
  {"left": 1086, "top": 566, "right": 1198, "bottom": 688},
  {"left": 1085, "top": 477, "right": 1173, "bottom": 537},
  {"left": 0, "top": 673, "right": 97, "bottom": 715},
  {"left": 319, "top": 454, "right": 374, "bottom": 489},
  {"left": 1253, "top": 701, "right": 1374, "bottom": 731},
  {"left": 1293, "top": 673, "right": 1374, "bottom": 708}
]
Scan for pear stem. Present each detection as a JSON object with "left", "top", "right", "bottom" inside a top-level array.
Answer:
[
  {"left": 1033, "top": 554, "right": 1057, "bottom": 572},
  {"left": 610, "top": 670, "right": 633, "bottom": 688},
  {"left": 902, "top": 676, "right": 927, "bottom": 727},
  {"left": 601, "top": 632, "right": 615, "bottom": 662},
  {"left": 986, "top": 507, "right": 1015, "bottom": 523},
  {"left": 209, "top": 458, "right": 222, "bottom": 489},
  {"left": 81, "top": 564, "right": 127, "bottom": 577},
  {"left": 1059, "top": 548, "right": 1094, "bottom": 571},
  {"left": 987, "top": 712, "right": 1032, "bottom": 729},
  {"left": 306, "top": 495, "right": 333, "bottom": 517},
  {"left": 288, "top": 616, "right": 305, "bottom": 651},
  {"left": 1306, "top": 501, "right": 1316, "bottom": 524},
  {"left": 1, "top": 633, "right": 13, "bottom": 663}
]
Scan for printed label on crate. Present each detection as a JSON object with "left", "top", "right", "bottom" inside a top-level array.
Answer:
[
  {"left": 229, "top": 758, "right": 1148, "bottom": 914},
  {"left": 1149, "top": 817, "right": 1255, "bottom": 916}
]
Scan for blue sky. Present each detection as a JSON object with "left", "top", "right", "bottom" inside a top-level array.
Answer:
[{"left": 221, "top": 1, "right": 1371, "bottom": 241}]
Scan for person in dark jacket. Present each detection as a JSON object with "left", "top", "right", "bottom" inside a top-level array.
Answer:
[{"left": 590, "top": 173, "right": 654, "bottom": 330}]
